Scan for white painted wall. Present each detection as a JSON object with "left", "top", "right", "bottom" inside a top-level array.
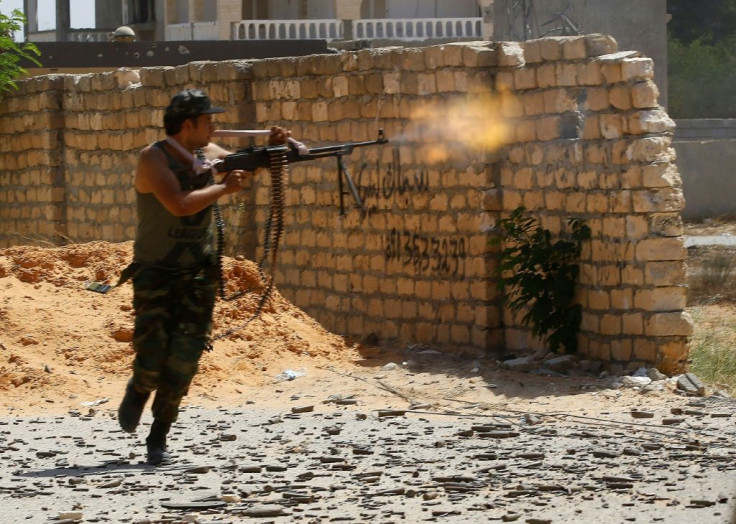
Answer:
[
  {"left": 176, "top": 0, "right": 188, "bottom": 22},
  {"left": 306, "top": 0, "right": 334, "bottom": 18},
  {"left": 386, "top": 0, "right": 478, "bottom": 18},
  {"left": 269, "top": 0, "right": 299, "bottom": 19},
  {"left": 203, "top": 1, "right": 217, "bottom": 20}
]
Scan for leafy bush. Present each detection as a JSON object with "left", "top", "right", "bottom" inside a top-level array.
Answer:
[
  {"left": 0, "top": 8, "right": 40, "bottom": 96},
  {"left": 688, "top": 303, "right": 736, "bottom": 395},
  {"left": 490, "top": 207, "right": 591, "bottom": 354},
  {"left": 668, "top": 37, "right": 736, "bottom": 118}
]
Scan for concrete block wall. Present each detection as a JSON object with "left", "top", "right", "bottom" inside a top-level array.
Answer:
[
  {"left": 244, "top": 47, "right": 502, "bottom": 352},
  {"left": 0, "top": 62, "right": 257, "bottom": 249},
  {"left": 491, "top": 36, "right": 690, "bottom": 373},
  {"left": 0, "top": 36, "right": 690, "bottom": 372},
  {"left": 0, "top": 75, "right": 67, "bottom": 243}
]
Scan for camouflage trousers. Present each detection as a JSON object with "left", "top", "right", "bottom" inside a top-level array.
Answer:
[{"left": 129, "top": 264, "right": 218, "bottom": 425}]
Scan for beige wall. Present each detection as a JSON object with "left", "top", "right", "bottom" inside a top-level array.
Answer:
[{"left": 0, "top": 37, "right": 691, "bottom": 373}]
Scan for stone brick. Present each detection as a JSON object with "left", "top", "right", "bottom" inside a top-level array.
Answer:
[
  {"left": 597, "top": 265, "right": 620, "bottom": 286},
  {"left": 556, "top": 168, "right": 577, "bottom": 189},
  {"left": 632, "top": 188, "right": 685, "bottom": 214},
  {"left": 514, "top": 120, "right": 536, "bottom": 142},
  {"left": 580, "top": 312, "right": 599, "bottom": 332},
  {"left": 540, "top": 38, "right": 563, "bottom": 61},
  {"left": 536, "top": 116, "right": 560, "bottom": 141},
  {"left": 416, "top": 73, "right": 437, "bottom": 95},
  {"left": 424, "top": 45, "right": 446, "bottom": 69},
  {"left": 609, "top": 85, "right": 632, "bottom": 110},
  {"left": 348, "top": 75, "right": 366, "bottom": 95},
  {"left": 514, "top": 67, "right": 537, "bottom": 90},
  {"left": 576, "top": 62, "right": 602, "bottom": 85},
  {"left": 436, "top": 69, "right": 455, "bottom": 92},
  {"left": 587, "top": 289, "right": 610, "bottom": 310},
  {"left": 401, "top": 48, "right": 428, "bottom": 71},
  {"left": 650, "top": 213, "right": 684, "bottom": 237},
  {"left": 332, "top": 75, "right": 349, "bottom": 97},
  {"left": 632, "top": 339, "right": 657, "bottom": 362},
  {"left": 496, "top": 41, "right": 524, "bottom": 67},
  {"left": 599, "top": 62, "right": 622, "bottom": 84},
  {"left": 599, "top": 314, "right": 621, "bottom": 336},
  {"left": 494, "top": 70, "right": 515, "bottom": 92},
  {"left": 625, "top": 137, "right": 672, "bottom": 163},
  {"left": 586, "top": 193, "right": 608, "bottom": 213},
  {"left": 516, "top": 40, "right": 541, "bottom": 64},
  {"left": 642, "top": 164, "right": 680, "bottom": 189},
  {"left": 610, "top": 339, "right": 632, "bottom": 360},
  {"left": 342, "top": 50, "right": 362, "bottom": 73},
  {"left": 536, "top": 63, "right": 556, "bottom": 88},
  {"left": 299, "top": 78, "right": 319, "bottom": 98},
  {"left": 631, "top": 80, "right": 660, "bottom": 108},
  {"left": 601, "top": 216, "right": 624, "bottom": 237},
  {"left": 621, "top": 57, "right": 654, "bottom": 81},
  {"left": 451, "top": 324, "right": 471, "bottom": 344},
  {"left": 584, "top": 91, "right": 611, "bottom": 117},
  {"left": 582, "top": 114, "right": 601, "bottom": 140},
  {"left": 628, "top": 109, "right": 671, "bottom": 134},
  {"left": 600, "top": 113, "right": 626, "bottom": 139},
  {"left": 656, "top": 339, "right": 689, "bottom": 375},
  {"left": 585, "top": 34, "right": 618, "bottom": 57},
  {"left": 635, "top": 237, "right": 685, "bottom": 261},
  {"left": 645, "top": 311, "right": 694, "bottom": 337},
  {"left": 625, "top": 215, "right": 649, "bottom": 239},
  {"left": 543, "top": 89, "right": 577, "bottom": 113},
  {"left": 502, "top": 93, "right": 525, "bottom": 117},
  {"left": 621, "top": 313, "right": 644, "bottom": 336},
  {"left": 453, "top": 70, "right": 471, "bottom": 93},
  {"left": 634, "top": 287, "right": 687, "bottom": 311},
  {"left": 556, "top": 63, "right": 578, "bottom": 86},
  {"left": 521, "top": 191, "right": 543, "bottom": 210},
  {"left": 645, "top": 261, "right": 687, "bottom": 286},
  {"left": 563, "top": 37, "right": 588, "bottom": 60}
]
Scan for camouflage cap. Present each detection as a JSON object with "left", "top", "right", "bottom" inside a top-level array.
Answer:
[{"left": 164, "top": 89, "right": 225, "bottom": 120}]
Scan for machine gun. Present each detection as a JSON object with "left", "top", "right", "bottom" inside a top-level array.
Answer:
[
  {"left": 213, "top": 129, "right": 388, "bottom": 215},
  {"left": 205, "top": 128, "right": 389, "bottom": 342}
]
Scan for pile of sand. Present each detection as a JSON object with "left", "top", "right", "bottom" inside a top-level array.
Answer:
[{"left": 0, "top": 241, "right": 361, "bottom": 414}]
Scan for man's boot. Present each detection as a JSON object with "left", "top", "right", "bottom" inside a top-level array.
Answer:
[
  {"left": 117, "top": 380, "right": 150, "bottom": 433},
  {"left": 146, "top": 419, "right": 171, "bottom": 466}
]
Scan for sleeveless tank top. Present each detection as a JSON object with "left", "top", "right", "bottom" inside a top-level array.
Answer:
[{"left": 133, "top": 141, "right": 215, "bottom": 268}]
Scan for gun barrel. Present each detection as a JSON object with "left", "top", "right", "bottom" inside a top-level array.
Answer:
[
  {"left": 212, "top": 129, "right": 271, "bottom": 137},
  {"left": 302, "top": 129, "right": 387, "bottom": 158}
]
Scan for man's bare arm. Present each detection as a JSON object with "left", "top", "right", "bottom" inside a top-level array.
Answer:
[{"left": 135, "top": 145, "right": 244, "bottom": 217}]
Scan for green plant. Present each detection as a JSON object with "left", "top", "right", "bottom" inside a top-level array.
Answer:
[
  {"left": 0, "top": 7, "right": 41, "bottom": 95},
  {"left": 687, "top": 304, "right": 736, "bottom": 395},
  {"left": 687, "top": 249, "right": 736, "bottom": 304},
  {"left": 668, "top": 36, "right": 736, "bottom": 118},
  {"left": 491, "top": 207, "right": 591, "bottom": 354},
  {"left": 701, "top": 252, "right": 735, "bottom": 289}
]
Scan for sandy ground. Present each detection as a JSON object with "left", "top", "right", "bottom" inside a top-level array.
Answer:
[
  {"left": 0, "top": 240, "right": 369, "bottom": 416},
  {"left": 1, "top": 239, "right": 735, "bottom": 523}
]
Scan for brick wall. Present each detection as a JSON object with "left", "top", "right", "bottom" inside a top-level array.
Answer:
[{"left": 0, "top": 36, "right": 691, "bottom": 373}]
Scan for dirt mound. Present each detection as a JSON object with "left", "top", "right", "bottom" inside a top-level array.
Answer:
[{"left": 0, "top": 241, "right": 360, "bottom": 414}]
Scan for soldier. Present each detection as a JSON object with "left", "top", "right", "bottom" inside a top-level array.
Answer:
[{"left": 117, "top": 88, "right": 288, "bottom": 465}]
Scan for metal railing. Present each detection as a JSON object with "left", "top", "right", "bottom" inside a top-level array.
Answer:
[
  {"left": 353, "top": 17, "right": 482, "bottom": 40},
  {"left": 69, "top": 31, "right": 110, "bottom": 42},
  {"left": 193, "top": 21, "right": 219, "bottom": 40},
  {"left": 231, "top": 19, "right": 343, "bottom": 40},
  {"left": 167, "top": 17, "right": 482, "bottom": 42}
]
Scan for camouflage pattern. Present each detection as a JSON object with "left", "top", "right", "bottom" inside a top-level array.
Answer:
[{"left": 130, "top": 263, "right": 218, "bottom": 424}]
